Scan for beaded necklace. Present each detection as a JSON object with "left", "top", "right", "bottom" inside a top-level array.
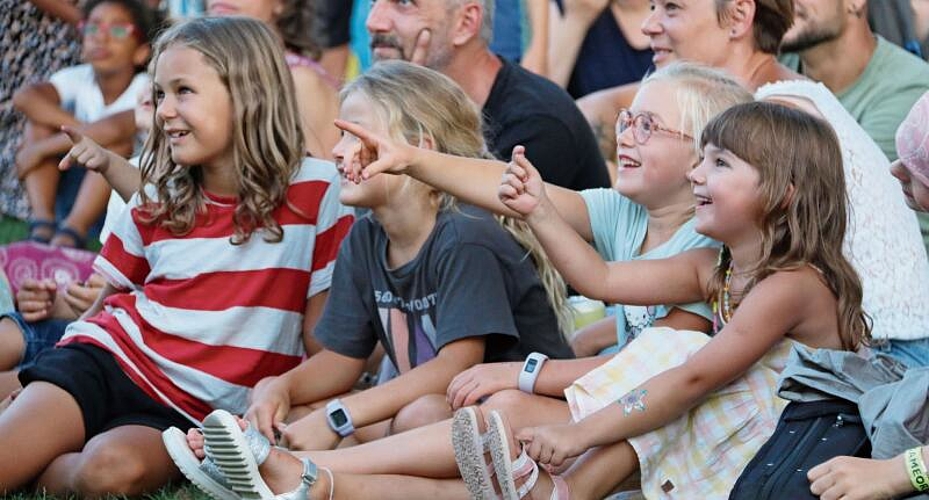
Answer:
[{"left": 711, "top": 250, "right": 736, "bottom": 334}]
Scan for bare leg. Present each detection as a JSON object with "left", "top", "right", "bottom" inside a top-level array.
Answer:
[
  {"left": 20, "top": 123, "right": 59, "bottom": 226},
  {"left": 260, "top": 447, "right": 471, "bottom": 500},
  {"left": 389, "top": 393, "right": 453, "bottom": 435},
  {"left": 0, "top": 318, "right": 25, "bottom": 370},
  {"left": 299, "top": 391, "right": 571, "bottom": 478},
  {"left": 0, "top": 371, "right": 22, "bottom": 402},
  {"left": 558, "top": 442, "right": 640, "bottom": 499},
  {"left": 36, "top": 424, "right": 181, "bottom": 497},
  {"left": 53, "top": 171, "right": 111, "bottom": 246},
  {"left": 0, "top": 381, "right": 85, "bottom": 491}
]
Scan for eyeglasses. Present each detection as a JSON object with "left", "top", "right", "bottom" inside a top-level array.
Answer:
[
  {"left": 615, "top": 109, "right": 693, "bottom": 145},
  {"left": 78, "top": 21, "right": 138, "bottom": 40}
]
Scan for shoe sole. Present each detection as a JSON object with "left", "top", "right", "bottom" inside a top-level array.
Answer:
[
  {"left": 451, "top": 407, "right": 496, "bottom": 500},
  {"left": 202, "top": 409, "right": 275, "bottom": 499},
  {"left": 162, "top": 427, "right": 239, "bottom": 500},
  {"left": 487, "top": 411, "right": 520, "bottom": 500}
]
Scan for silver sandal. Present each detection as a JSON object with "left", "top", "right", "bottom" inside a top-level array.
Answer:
[{"left": 201, "top": 409, "right": 333, "bottom": 500}]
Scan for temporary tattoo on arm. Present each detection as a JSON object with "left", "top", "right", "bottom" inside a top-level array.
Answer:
[{"left": 617, "top": 389, "right": 648, "bottom": 416}]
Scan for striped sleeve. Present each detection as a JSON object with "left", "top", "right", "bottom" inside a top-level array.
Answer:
[
  {"left": 302, "top": 160, "right": 354, "bottom": 298},
  {"left": 96, "top": 192, "right": 150, "bottom": 290}
]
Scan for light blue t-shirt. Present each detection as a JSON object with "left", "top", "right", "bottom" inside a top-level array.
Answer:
[{"left": 580, "top": 188, "right": 720, "bottom": 349}]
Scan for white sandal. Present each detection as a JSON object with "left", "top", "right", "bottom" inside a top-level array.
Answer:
[
  {"left": 201, "top": 409, "right": 334, "bottom": 500},
  {"left": 163, "top": 426, "right": 238, "bottom": 500},
  {"left": 486, "top": 410, "right": 570, "bottom": 500},
  {"left": 451, "top": 406, "right": 498, "bottom": 500}
]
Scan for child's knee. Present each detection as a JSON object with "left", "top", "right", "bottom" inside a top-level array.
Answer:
[
  {"left": 482, "top": 389, "right": 532, "bottom": 414},
  {"left": 390, "top": 394, "right": 452, "bottom": 434},
  {"left": 71, "top": 443, "right": 148, "bottom": 496}
]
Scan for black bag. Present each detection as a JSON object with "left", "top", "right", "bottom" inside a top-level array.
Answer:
[{"left": 729, "top": 399, "right": 871, "bottom": 500}]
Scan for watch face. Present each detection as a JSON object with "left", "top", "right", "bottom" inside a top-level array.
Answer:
[
  {"left": 525, "top": 358, "right": 539, "bottom": 373},
  {"left": 330, "top": 408, "right": 348, "bottom": 427}
]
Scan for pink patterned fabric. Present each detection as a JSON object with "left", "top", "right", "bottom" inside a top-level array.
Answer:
[
  {"left": 0, "top": 241, "right": 96, "bottom": 296},
  {"left": 896, "top": 91, "right": 929, "bottom": 185}
]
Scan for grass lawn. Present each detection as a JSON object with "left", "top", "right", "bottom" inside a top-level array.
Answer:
[{"left": 2, "top": 483, "right": 211, "bottom": 499}]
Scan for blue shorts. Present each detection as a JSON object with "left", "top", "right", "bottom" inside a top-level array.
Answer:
[
  {"left": 0, "top": 312, "right": 70, "bottom": 370},
  {"left": 871, "top": 337, "right": 929, "bottom": 368}
]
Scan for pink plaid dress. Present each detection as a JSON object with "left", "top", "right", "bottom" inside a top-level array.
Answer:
[{"left": 565, "top": 327, "right": 797, "bottom": 499}]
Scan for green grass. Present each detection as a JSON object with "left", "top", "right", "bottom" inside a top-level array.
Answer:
[{"left": 1, "top": 483, "right": 211, "bottom": 500}]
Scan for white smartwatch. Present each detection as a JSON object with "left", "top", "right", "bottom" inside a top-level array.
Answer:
[
  {"left": 325, "top": 398, "right": 355, "bottom": 437},
  {"left": 517, "top": 352, "right": 549, "bottom": 394}
]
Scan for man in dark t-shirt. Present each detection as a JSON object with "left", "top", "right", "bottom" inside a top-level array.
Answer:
[{"left": 366, "top": 0, "right": 610, "bottom": 190}]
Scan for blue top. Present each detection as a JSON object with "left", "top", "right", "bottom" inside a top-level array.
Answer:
[
  {"left": 554, "top": 1, "right": 654, "bottom": 98},
  {"left": 580, "top": 188, "right": 719, "bottom": 349}
]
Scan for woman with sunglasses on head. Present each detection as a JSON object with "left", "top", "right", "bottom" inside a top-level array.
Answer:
[{"left": 12, "top": 0, "right": 158, "bottom": 248}]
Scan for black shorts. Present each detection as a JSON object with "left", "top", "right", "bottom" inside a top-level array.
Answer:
[{"left": 19, "top": 343, "right": 192, "bottom": 439}]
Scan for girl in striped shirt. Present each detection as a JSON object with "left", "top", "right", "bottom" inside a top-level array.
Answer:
[{"left": 0, "top": 16, "right": 351, "bottom": 497}]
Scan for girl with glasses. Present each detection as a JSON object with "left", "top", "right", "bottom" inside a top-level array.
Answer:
[{"left": 12, "top": 0, "right": 158, "bottom": 249}]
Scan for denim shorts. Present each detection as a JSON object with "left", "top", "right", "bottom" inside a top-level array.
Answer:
[
  {"left": 0, "top": 312, "right": 70, "bottom": 369},
  {"left": 871, "top": 337, "right": 929, "bottom": 368}
]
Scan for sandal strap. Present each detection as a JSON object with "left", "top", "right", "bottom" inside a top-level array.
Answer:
[
  {"left": 550, "top": 473, "right": 569, "bottom": 500},
  {"left": 27, "top": 219, "right": 56, "bottom": 244},
  {"left": 274, "top": 458, "right": 332, "bottom": 500},
  {"left": 512, "top": 449, "right": 540, "bottom": 499},
  {"left": 53, "top": 224, "right": 86, "bottom": 249},
  {"left": 242, "top": 425, "right": 272, "bottom": 465}
]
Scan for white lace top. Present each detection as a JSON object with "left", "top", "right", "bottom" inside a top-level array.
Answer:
[{"left": 756, "top": 81, "right": 929, "bottom": 341}]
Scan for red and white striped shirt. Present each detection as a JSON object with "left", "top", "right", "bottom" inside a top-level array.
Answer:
[{"left": 60, "top": 158, "right": 354, "bottom": 423}]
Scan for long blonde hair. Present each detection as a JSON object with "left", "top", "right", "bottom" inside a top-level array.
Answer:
[
  {"left": 341, "top": 60, "right": 573, "bottom": 335},
  {"left": 703, "top": 102, "right": 870, "bottom": 350},
  {"left": 139, "top": 16, "right": 304, "bottom": 244}
]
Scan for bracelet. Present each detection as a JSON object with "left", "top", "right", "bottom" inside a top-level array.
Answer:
[
  {"left": 517, "top": 352, "right": 549, "bottom": 394},
  {"left": 905, "top": 446, "right": 929, "bottom": 492}
]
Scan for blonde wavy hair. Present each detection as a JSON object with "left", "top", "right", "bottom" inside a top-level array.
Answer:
[
  {"left": 139, "top": 16, "right": 304, "bottom": 244},
  {"left": 642, "top": 62, "right": 754, "bottom": 156},
  {"left": 341, "top": 60, "right": 573, "bottom": 335},
  {"left": 703, "top": 102, "right": 870, "bottom": 351}
]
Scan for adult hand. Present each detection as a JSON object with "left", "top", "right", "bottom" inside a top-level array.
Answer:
[
  {"left": 446, "top": 361, "right": 522, "bottom": 409},
  {"left": 333, "top": 119, "right": 417, "bottom": 182},
  {"left": 409, "top": 28, "right": 431, "bottom": 66},
  {"left": 245, "top": 376, "right": 292, "bottom": 444},
  {"left": 498, "top": 145, "right": 548, "bottom": 218},
  {"left": 58, "top": 126, "right": 112, "bottom": 174},
  {"left": 15, "top": 278, "right": 57, "bottom": 322}
]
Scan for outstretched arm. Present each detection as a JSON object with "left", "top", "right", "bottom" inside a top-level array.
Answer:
[
  {"left": 334, "top": 120, "right": 597, "bottom": 241},
  {"left": 500, "top": 147, "right": 708, "bottom": 305}
]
